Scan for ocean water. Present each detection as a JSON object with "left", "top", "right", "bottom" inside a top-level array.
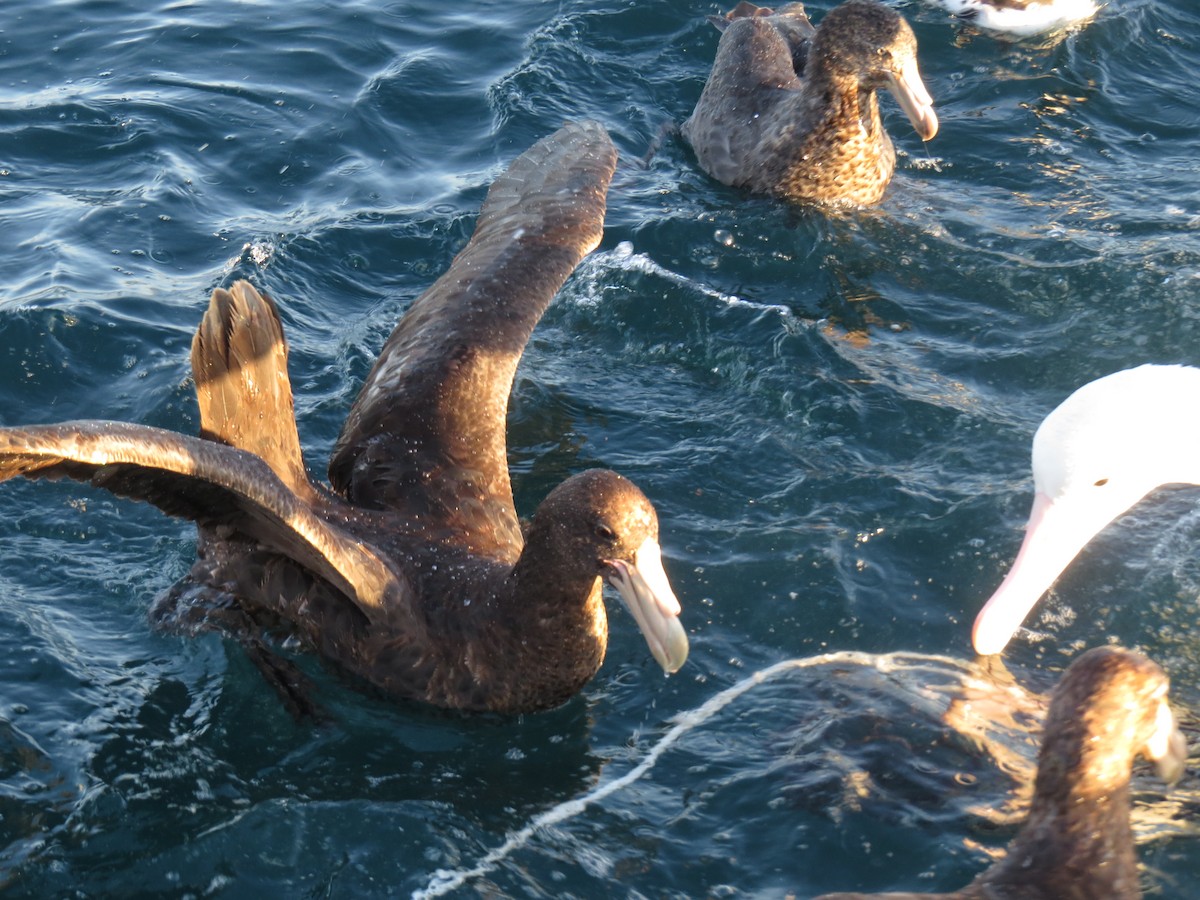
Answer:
[{"left": 1, "top": 0, "right": 1199, "bottom": 895}]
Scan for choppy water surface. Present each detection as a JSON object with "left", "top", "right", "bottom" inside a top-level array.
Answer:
[{"left": 2, "top": 0, "right": 1200, "bottom": 895}]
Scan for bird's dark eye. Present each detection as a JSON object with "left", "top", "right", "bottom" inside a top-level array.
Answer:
[
  {"left": 594, "top": 523, "right": 616, "bottom": 542},
  {"left": 1094, "top": 478, "right": 1109, "bottom": 487}
]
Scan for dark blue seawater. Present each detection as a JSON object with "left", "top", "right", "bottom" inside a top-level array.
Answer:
[{"left": 1, "top": 0, "right": 1199, "bottom": 895}]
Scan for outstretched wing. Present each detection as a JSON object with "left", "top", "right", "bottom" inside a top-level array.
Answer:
[
  {"left": 0, "top": 420, "right": 400, "bottom": 623},
  {"left": 328, "top": 121, "right": 617, "bottom": 557}
]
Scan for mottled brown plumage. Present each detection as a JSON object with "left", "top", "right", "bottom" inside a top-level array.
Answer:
[
  {"left": 682, "top": 0, "right": 938, "bottom": 206},
  {"left": 814, "top": 646, "right": 1187, "bottom": 900},
  {"left": 0, "top": 122, "right": 689, "bottom": 714}
]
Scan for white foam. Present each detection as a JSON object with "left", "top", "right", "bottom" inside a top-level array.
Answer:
[{"left": 573, "top": 242, "right": 794, "bottom": 319}]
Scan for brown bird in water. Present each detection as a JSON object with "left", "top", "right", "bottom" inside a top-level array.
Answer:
[
  {"left": 814, "top": 645, "right": 1187, "bottom": 899},
  {"left": 0, "top": 121, "right": 689, "bottom": 714},
  {"left": 682, "top": 0, "right": 938, "bottom": 206}
]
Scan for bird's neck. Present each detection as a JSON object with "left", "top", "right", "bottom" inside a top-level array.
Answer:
[
  {"left": 508, "top": 514, "right": 600, "bottom": 608},
  {"left": 501, "top": 528, "right": 608, "bottom": 704},
  {"left": 807, "top": 67, "right": 881, "bottom": 136},
  {"left": 507, "top": 541, "right": 605, "bottom": 631},
  {"left": 984, "top": 767, "right": 1140, "bottom": 898}
]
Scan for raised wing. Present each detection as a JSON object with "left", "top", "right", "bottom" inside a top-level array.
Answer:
[
  {"left": 191, "top": 280, "right": 312, "bottom": 498},
  {"left": 328, "top": 121, "right": 617, "bottom": 557},
  {"left": 0, "top": 421, "right": 400, "bottom": 623}
]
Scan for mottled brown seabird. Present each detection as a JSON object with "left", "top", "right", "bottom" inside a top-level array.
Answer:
[
  {"left": 682, "top": 0, "right": 938, "bottom": 207},
  {"left": 0, "top": 121, "right": 689, "bottom": 714}
]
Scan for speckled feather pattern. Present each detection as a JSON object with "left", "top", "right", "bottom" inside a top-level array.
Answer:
[
  {"left": 764, "top": 86, "right": 897, "bottom": 206},
  {"left": 683, "top": 0, "right": 933, "bottom": 206}
]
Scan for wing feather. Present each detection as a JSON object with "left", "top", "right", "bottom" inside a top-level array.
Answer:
[
  {"left": 327, "top": 121, "right": 617, "bottom": 556},
  {"left": 0, "top": 420, "right": 399, "bottom": 623}
]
